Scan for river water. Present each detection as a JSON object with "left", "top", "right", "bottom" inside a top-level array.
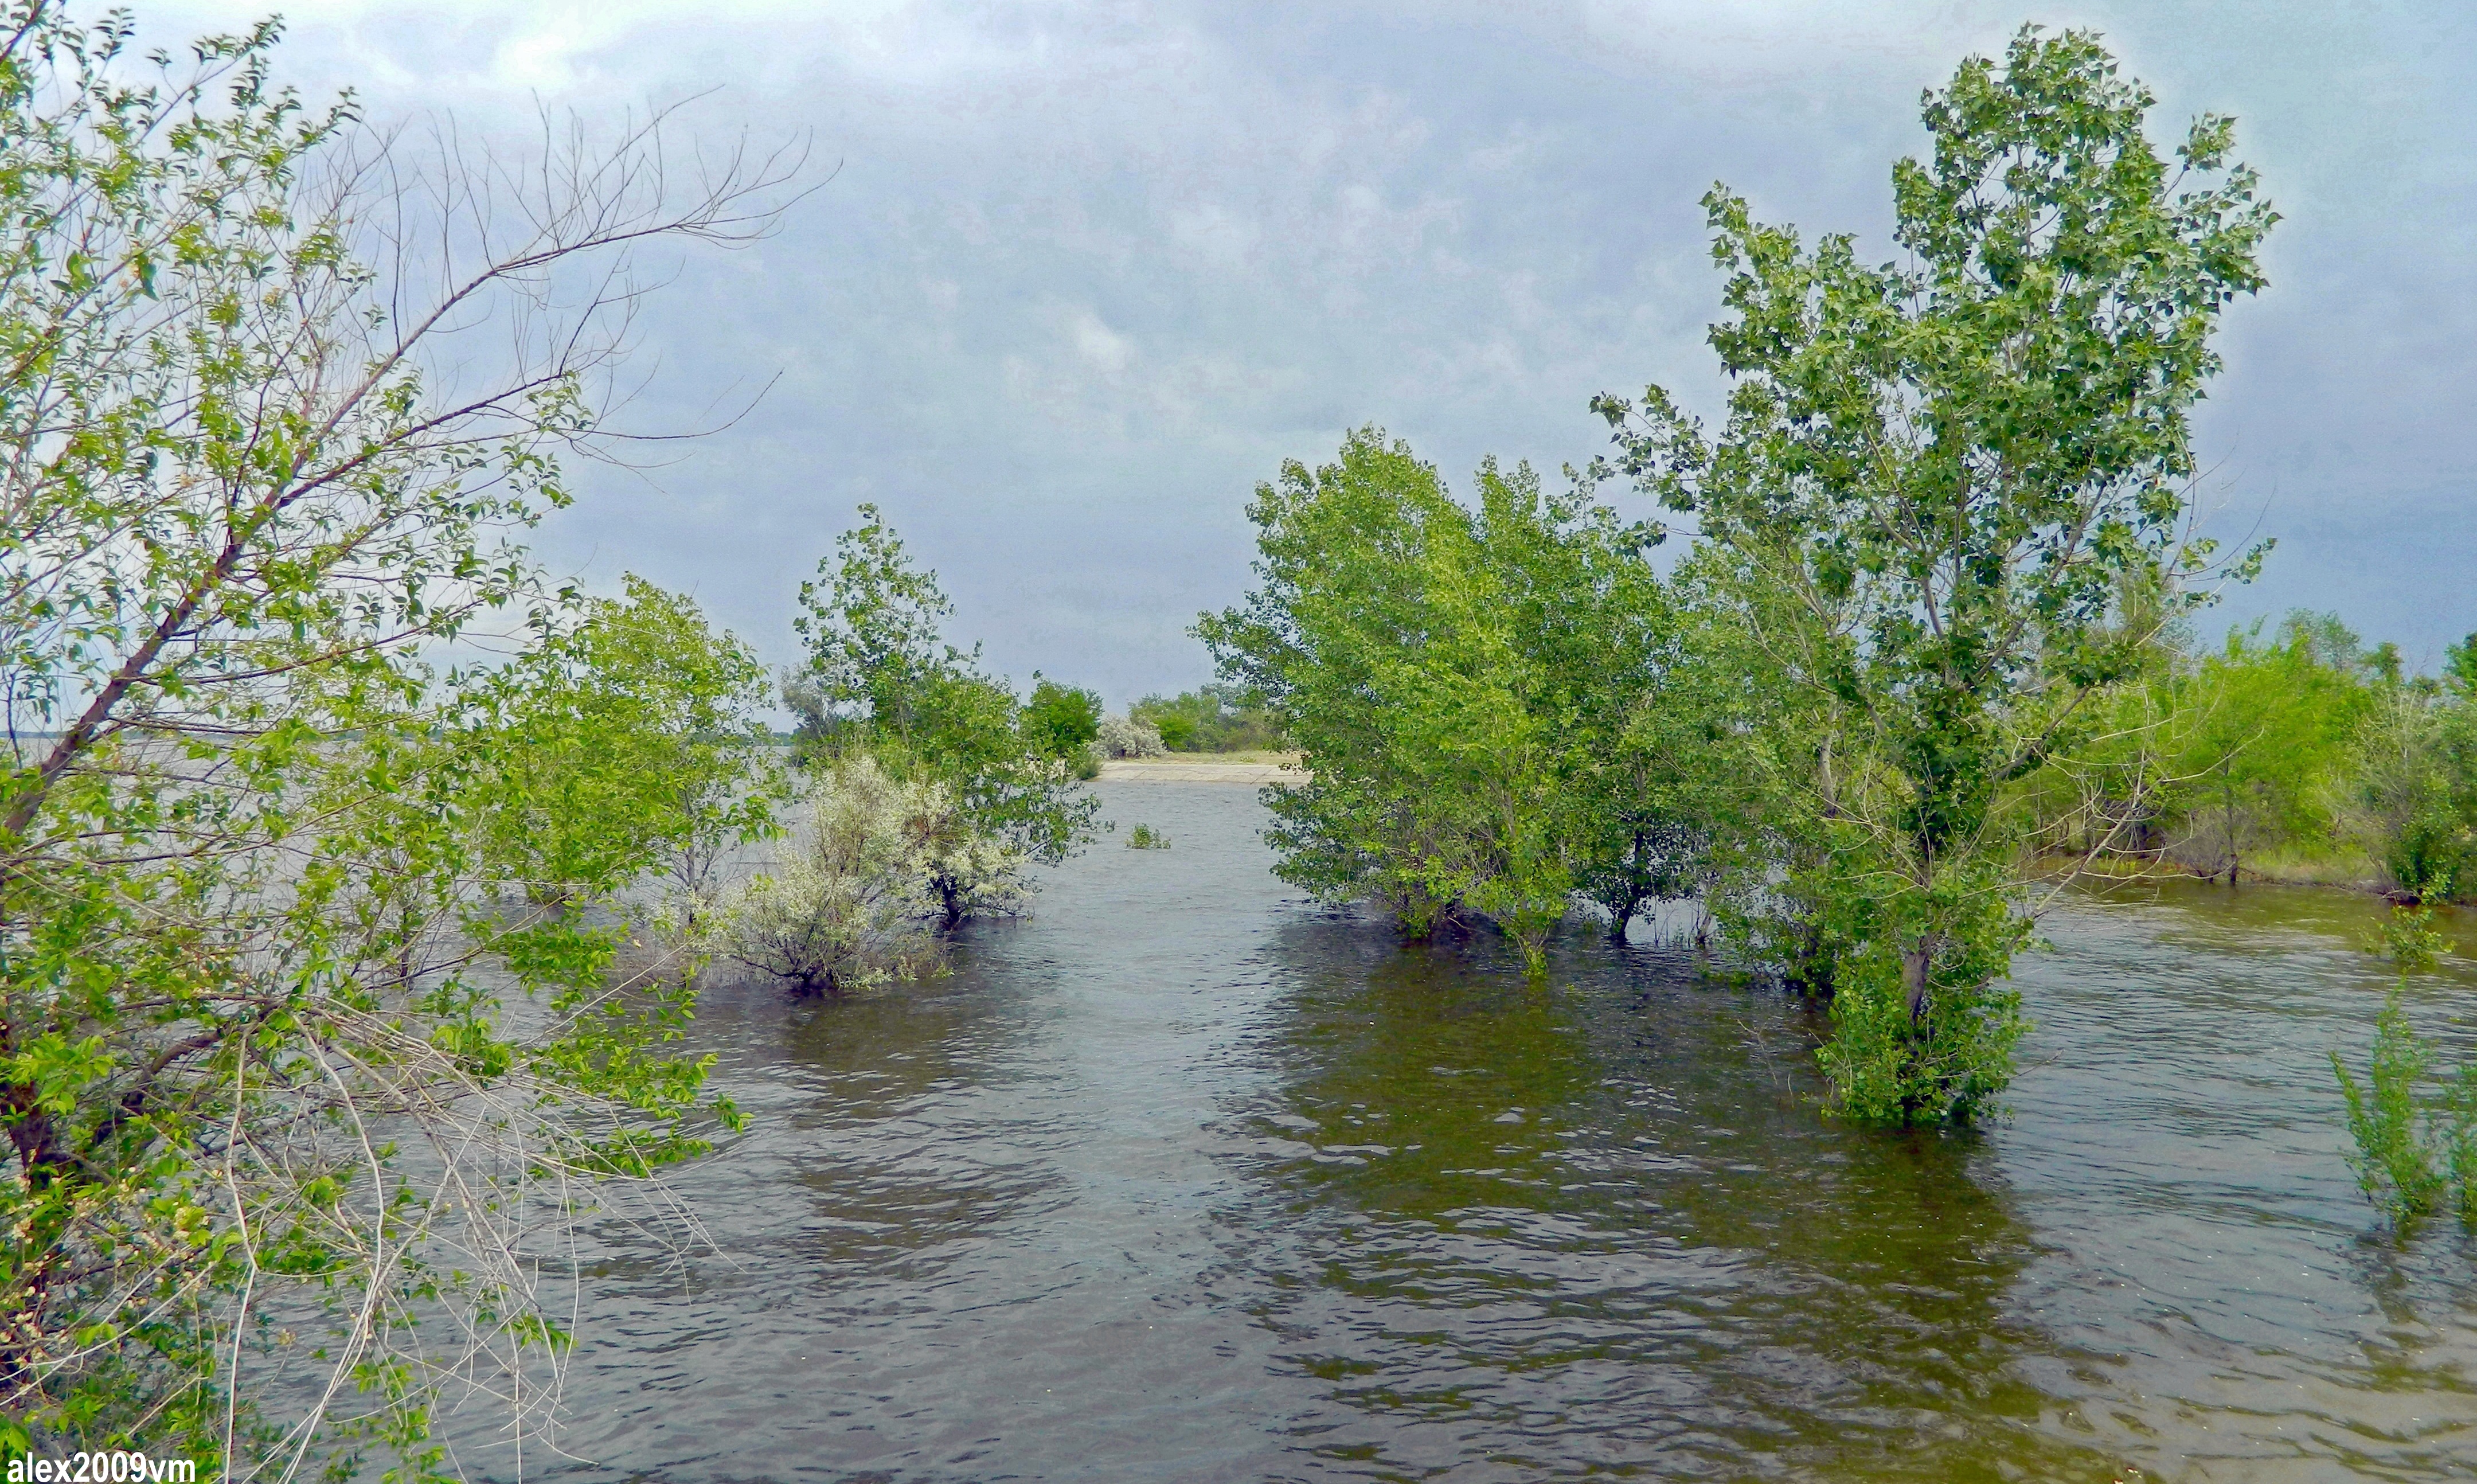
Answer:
[{"left": 532, "top": 780, "right": 2477, "bottom": 1482}]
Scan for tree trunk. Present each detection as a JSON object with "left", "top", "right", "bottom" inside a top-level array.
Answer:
[{"left": 1901, "top": 936, "right": 1936, "bottom": 1027}]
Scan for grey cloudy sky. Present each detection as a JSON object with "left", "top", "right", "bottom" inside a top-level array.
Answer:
[{"left": 157, "top": 0, "right": 2477, "bottom": 704}]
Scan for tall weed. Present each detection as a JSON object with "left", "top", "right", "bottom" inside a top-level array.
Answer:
[{"left": 2330, "top": 987, "right": 2448, "bottom": 1227}]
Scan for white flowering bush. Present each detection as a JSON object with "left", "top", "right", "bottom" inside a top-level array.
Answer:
[
  {"left": 1095, "top": 712, "right": 1168, "bottom": 759},
  {"left": 723, "top": 756, "right": 951, "bottom": 995},
  {"left": 912, "top": 774, "right": 1034, "bottom": 925}
]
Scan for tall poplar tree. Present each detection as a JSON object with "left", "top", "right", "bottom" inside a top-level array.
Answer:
[{"left": 1596, "top": 27, "right": 2276, "bottom": 1122}]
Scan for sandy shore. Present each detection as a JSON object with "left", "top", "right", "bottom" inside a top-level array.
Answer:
[{"left": 1096, "top": 757, "right": 1302, "bottom": 784}]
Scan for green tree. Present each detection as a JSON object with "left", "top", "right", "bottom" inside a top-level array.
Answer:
[
  {"left": 2161, "top": 619, "right": 2367, "bottom": 884},
  {"left": 467, "top": 575, "right": 787, "bottom": 931},
  {"left": 0, "top": 7, "right": 790, "bottom": 1466},
  {"left": 1596, "top": 26, "right": 2276, "bottom": 1123},
  {"left": 2444, "top": 633, "right": 2477, "bottom": 698},
  {"left": 1022, "top": 676, "right": 1103, "bottom": 778},
  {"left": 793, "top": 507, "right": 1095, "bottom": 924},
  {"left": 1201, "top": 429, "right": 1688, "bottom": 974}
]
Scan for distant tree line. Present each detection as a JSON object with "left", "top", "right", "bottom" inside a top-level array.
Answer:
[
  {"left": 1130, "top": 686, "right": 1284, "bottom": 753},
  {"left": 2018, "top": 611, "right": 2477, "bottom": 903}
]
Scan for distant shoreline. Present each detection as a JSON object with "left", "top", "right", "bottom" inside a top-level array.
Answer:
[{"left": 1097, "top": 753, "right": 1303, "bottom": 784}]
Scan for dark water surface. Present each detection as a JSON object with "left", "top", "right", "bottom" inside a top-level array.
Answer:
[{"left": 533, "top": 782, "right": 2477, "bottom": 1482}]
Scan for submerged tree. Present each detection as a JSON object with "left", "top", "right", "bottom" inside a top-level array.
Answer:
[
  {"left": 792, "top": 506, "right": 1095, "bottom": 924},
  {"left": 0, "top": 5, "right": 798, "bottom": 1467},
  {"left": 1596, "top": 26, "right": 2277, "bottom": 1122},
  {"left": 1201, "top": 429, "right": 1697, "bottom": 974}
]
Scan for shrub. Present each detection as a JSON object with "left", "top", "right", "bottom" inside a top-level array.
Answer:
[
  {"left": 2331, "top": 986, "right": 2449, "bottom": 1227},
  {"left": 722, "top": 756, "right": 955, "bottom": 996},
  {"left": 1023, "top": 676, "right": 1103, "bottom": 761},
  {"left": 1127, "top": 823, "right": 1171, "bottom": 849},
  {"left": 1095, "top": 713, "right": 1167, "bottom": 758}
]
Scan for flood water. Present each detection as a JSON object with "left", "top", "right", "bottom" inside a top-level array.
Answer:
[{"left": 529, "top": 781, "right": 2477, "bottom": 1482}]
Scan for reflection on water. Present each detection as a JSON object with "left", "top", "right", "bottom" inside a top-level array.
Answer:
[
  {"left": 514, "top": 784, "right": 2476, "bottom": 1483},
  {"left": 1228, "top": 917, "right": 2109, "bottom": 1481}
]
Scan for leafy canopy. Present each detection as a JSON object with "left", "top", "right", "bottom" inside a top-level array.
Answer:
[{"left": 1596, "top": 25, "right": 2275, "bottom": 1122}]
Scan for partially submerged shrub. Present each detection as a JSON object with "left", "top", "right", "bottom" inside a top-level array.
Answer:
[
  {"left": 914, "top": 783, "right": 1034, "bottom": 926},
  {"left": 1095, "top": 713, "right": 1167, "bottom": 759},
  {"left": 1127, "top": 823, "right": 1170, "bottom": 849},
  {"left": 723, "top": 756, "right": 952, "bottom": 995},
  {"left": 2331, "top": 987, "right": 2449, "bottom": 1227},
  {"left": 2331, "top": 915, "right": 2477, "bottom": 1233},
  {"left": 2366, "top": 898, "right": 2450, "bottom": 973}
]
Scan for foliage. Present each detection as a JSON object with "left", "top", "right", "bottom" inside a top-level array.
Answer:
[
  {"left": 466, "top": 576, "right": 786, "bottom": 926},
  {"left": 1023, "top": 677, "right": 1101, "bottom": 758},
  {"left": 2331, "top": 988, "right": 2451, "bottom": 1228},
  {"left": 1814, "top": 875, "right": 2029, "bottom": 1126},
  {"left": 1131, "top": 686, "right": 1283, "bottom": 753},
  {"left": 1095, "top": 714, "right": 1167, "bottom": 759},
  {"left": 2346, "top": 685, "right": 2477, "bottom": 901},
  {"left": 1126, "top": 823, "right": 1170, "bottom": 850},
  {"left": 1595, "top": 25, "right": 2275, "bottom": 1122},
  {"left": 2446, "top": 633, "right": 2477, "bottom": 699},
  {"left": 2451, "top": 1064, "right": 2477, "bottom": 1229},
  {"left": 2011, "top": 607, "right": 2477, "bottom": 899},
  {"left": 781, "top": 669, "right": 838, "bottom": 759},
  {"left": 792, "top": 507, "right": 1095, "bottom": 923},
  {"left": 2160, "top": 618, "right": 2370, "bottom": 882},
  {"left": 1023, "top": 678, "right": 1104, "bottom": 779},
  {"left": 0, "top": 5, "right": 790, "bottom": 1467},
  {"left": 1200, "top": 428, "right": 1692, "bottom": 975},
  {"left": 2370, "top": 901, "right": 2449, "bottom": 975},
  {"left": 2329, "top": 914, "right": 2477, "bottom": 1233},
  {"left": 720, "top": 756, "right": 962, "bottom": 997}
]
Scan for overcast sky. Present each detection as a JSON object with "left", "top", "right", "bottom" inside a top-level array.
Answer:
[{"left": 153, "top": 0, "right": 2477, "bottom": 705}]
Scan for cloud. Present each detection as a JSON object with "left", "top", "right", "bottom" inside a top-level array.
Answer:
[{"left": 124, "top": 0, "right": 2477, "bottom": 699}]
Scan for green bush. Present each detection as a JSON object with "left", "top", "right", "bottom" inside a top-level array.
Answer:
[
  {"left": 1023, "top": 677, "right": 1103, "bottom": 760},
  {"left": 2331, "top": 987, "right": 2450, "bottom": 1227}
]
